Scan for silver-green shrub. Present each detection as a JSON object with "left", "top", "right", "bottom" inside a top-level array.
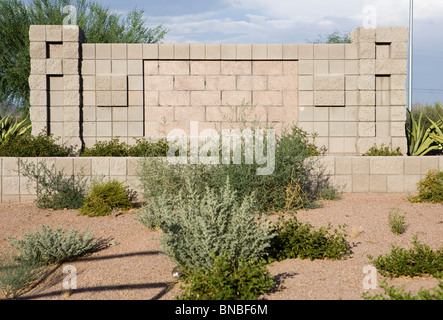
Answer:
[{"left": 144, "top": 178, "right": 275, "bottom": 272}]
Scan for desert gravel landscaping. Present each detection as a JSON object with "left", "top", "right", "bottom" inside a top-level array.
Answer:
[{"left": 0, "top": 192, "right": 441, "bottom": 300}]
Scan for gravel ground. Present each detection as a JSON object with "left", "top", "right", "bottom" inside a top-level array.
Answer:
[{"left": 0, "top": 193, "right": 441, "bottom": 300}]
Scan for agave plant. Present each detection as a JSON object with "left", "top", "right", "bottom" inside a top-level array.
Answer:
[
  {"left": 407, "top": 105, "right": 443, "bottom": 156},
  {"left": 0, "top": 113, "right": 32, "bottom": 142}
]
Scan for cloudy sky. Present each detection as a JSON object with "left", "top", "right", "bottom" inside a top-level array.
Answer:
[{"left": 103, "top": 0, "right": 443, "bottom": 104}]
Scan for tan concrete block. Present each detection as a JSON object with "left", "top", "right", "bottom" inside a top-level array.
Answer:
[
  {"left": 63, "top": 107, "right": 80, "bottom": 122},
  {"left": 63, "top": 121, "right": 79, "bottom": 137},
  {"left": 159, "top": 91, "right": 190, "bottom": 106},
  {"left": 298, "top": 60, "right": 314, "bottom": 75},
  {"left": 376, "top": 91, "right": 390, "bottom": 106},
  {"left": 221, "top": 44, "right": 236, "bottom": 60},
  {"left": 175, "top": 106, "right": 205, "bottom": 121},
  {"left": 82, "top": 44, "right": 95, "bottom": 60},
  {"left": 345, "top": 76, "right": 358, "bottom": 90},
  {"left": 96, "top": 44, "right": 111, "bottom": 60},
  {"left": 344, "top": 60, "right": 359, "bottom": 75},
  {"left": 46, "top": 59, "right": 63, "bottom": 74},
  {"left": 145, "top": 106, "right": 173, "bottom": 122},
  {"left": 206, "top": 44, "right": 221, "bottom": 60},
  {"left": 127, "top": 44, "right": 143, "bottom": 60},
  {"left": 391, "top": 106, "right": 407, "bottom": 121},
  {"left": 96, "top": 91, "right": 111, "bottom": 106},
  {"left": 352, "top": 175, "right": 370, "bottom": 192},
  {"left": 63, "top": 59, "right": 80, "bottom": 75},
  {"left": 390, "top": 42, "right": 407, "bottom": 59},
  {"left": 391, "top": 90, "right": 407, "bottom": 106},
  {"left": 299, "top": 92, "right": 314, "bottom": 106},
  {"left": 128, "top": 76, "right": 143, "bottom": 91},
  {"left": 128, "top": 60, "right": 143, "bottom": 75},
  {"left": 190, "top": 44, "right": 205, "bottom": 59},
  {"left": 31, "top": 122, "right": 48, "bottom": 136},
  {"left": 144, "top": 76, "right": 173, "bottom": 91},
  {"left": 359, "top": 122, "right": 376, "bottom": 137},
  {"left": 359, "top": 75, "right": 376, "bottom": 91},
  {"left": 96, "top": 75, "right": 111, "bottom": 91},
  {"left": 358, "top": 107, "right": 375, "bottom": 122},
  {"left": 46, "top": 25, "right": 62, "bottom": 41},
  {"left": 391, "top": 122, "right": 406, "bottom": 137},
  {"left": 159, "top": 61, "right": 189, "bottom": 75},
  {"left": 390, "top": 59, "right": 407, "bottom": 75},
  {"left": 376, "top": 44, "right": 390, "bottom": 59},
  {"left": 439, "top": 156, "right": 443, "bottom": 171},
  {"left": 110, "top": 60, "right": 125, "bottom": 75},
  {"left": 49, "top": 91, "right": 64, "bottom": 106},
  {"left": 283, "top": 44, "right": 298, "bottom": 60},
  {"left": 111, "top": 75, "right": 127, "bottom": 91},
  {"left": 314, "top": 75, "right": 345, "bottom": 91},
  {"left": 173, "top": 76, "right": 204, "bottom": 91},
  {"left": 190, "top": 91, "right": 220, "bottom": 106},
  {"left": 143, "top": 44, "right": 158, "bottom": 59},
  {"left": 112, "top": 91, "right": 128, "bottom": 107},
  {"left": 283, "top": 61, "right": 298, "bottom": 76},
  {"left": 128, "top": 106, "right": 144, "bottom": 121},
  {"left": 253, "top": 61, "right": 282, "bottom": 75},
  {"left": 64, "top": 75, "right": 80, "bottom": 91},
  {"left": 370, "top": 175, "right": 387, "bottom": 192},
  {"left": 335, "top": 157, "right": 352, "bottom": 175},
  {"left": 50, "top": 106, "right": 63, "bottom": 121},
  {"left": 360, "top": 59, "right": 375, "bottom": 74},
  {"left": 390, "top": 75, "right": 407, "bottom": 90},
  {"left": 369, "top": 157, "right": 389, "bottom": 174},
  {"left": 30, "top": 91, "right": 47, "bottom": 106},
  {"left": 299, "top": 76, "right": 313, "bottom": 91},
  {"left": 345, "top": 44, "right": 358, "bottom": 59},
  {"left": 387, "top": 175, "right": 404, "bottom": 193},
  {"left": 30, "top": 106, "right": 47, "bottom": 122},
  {"left": 97, "top": 122, "right": 112, "bottom": 137},
  {"left": 112, "top": 107, "right": 128, "bottom": 122},
  {"left": 403, "top": 175, "right": 420, "bottom": 193},
  {"left": 344, "top": 106, "right": 358, "bottom": 121},
  {"left": 30, "top": 42, "right": 47, "bottom": 59},
  {"left": 142, "top": 61, "right": 158, "bottom": 75},
  {"left": 191, "top": 61, "right": 220, "bottom": 75},
  {"left": 206, "top": 76, "right": 236, "bottom": 91},
  {"left": 346, "top": 91, "right": 358, "bottom": 106},
  {"left": 29, "top": 25, "right": 46, "bottom": 41},
  {"left": 298, "top": 44, "right": 314, "bottom": 59},
  {"left": 329, "top": 44, "right": 345, "bottom": 60},
  {"left": 251, "top": 44, "right": 267, "bottom": 60},
  {"left": 29, "top": 75, "right": 47, "bottom": 91},
  {"left": 313, "top": 44, "right": 329, "bottom": 59},
  {"left": 315, "top": 91, "right": 345, "bottom": 107},
  {"left": 330, "top": 121, "right": 346, "bottom": 137},
  {"left": 329, "top": 138, "right": 345, "bottom": 154},
  {"left": 222, "top": 91, "right": 252, "bottom": 106},
  {"left": 221, "top": 61, "right": 251, "bottom": 75},
  {"left": 63, "top": 42, "right": 80, "bottom": 59},
  {"left": 3, "top": 177, "right": 20, "bottom": 195},
  {"left": 268, "top": 76, "right": 298, "bottom": 91},
  {"left": 268, "top": 44, "right": 283, "bottom": 59},
  {"left": 31, "top": 59, "right": 46, "bottom": 75},
  {"left": 298, "top": 121, "right": 314, "bottom": 133},
  {"left": 206, "top": 106, "right": 235, "bottom": 122},
  {"left": 64, "top": 91, "right": 80, "bottom": 106},
  {"left": 344, "top": 122, "right": 358, "bottom": 137},
  {"left": 313, "top": 121, "right": 329, "bottom": 137},
  {"left": 313, "top": 60, "right": 329, "bottom": 75},
  {"left": 330, "top": 60, "right": 345, "bottom": 74},
  {"left": 359, "top": 43, "right": 376, "bottom": 59},
  {"left": 333, "top": 175, "right": 352, "bottom": 193},
  {"left": 112, "top": 122, "right": 128, "bottom": 137},
  {"left": 158, "top": 44, "right": 174, "bottom": 59},
  {"left": 237, "top": 106, "right": 267, "bottom": 122},
  {"left": 237, "top": 44, "right": 252, "bottom": 60},
  {"left": 81, "top": 60, "right": 95, "bottom": 75},
  {"left": 174, "top": 44, "right": 190, "bottom": 59},
  {"left": 376, "top": 107, "right": 390, "bottom": 122},
  {"left": 352, "top": 157, "right": 370, "bottom": 175},
  {"left": 63, "top": 25, "right": 83, "bottom": 42},
  {"left": 329, "top": 107, "right": 345, "bottom": 121},
  {"left": 376, "top": 76, "right": 391, "bottom": 91},
  {"left": 283, "top": 91, "right": 298, "bottom": 106},
  {"left": 404, "top": 157, "right": 421, "bottom": 175},
  {"left": 313, "top": 107, "right": 329, "bottom": 121},
  {"left": 96, "top": 60, "right": 111, "bottom": 74},
  {"left": 141, "top": 91, "right": 156, "bottom": 106},
  {"left": 268, "top": 107, "right": 298, "bottom": 122},
  {"left": 359, "top": 91, "right": 376, "bottom": 106},
  {"left": 253, "top": 91, "right": 282, "bottom": 106}
]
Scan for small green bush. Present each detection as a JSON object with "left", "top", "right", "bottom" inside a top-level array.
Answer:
[
  {"left": 143, "top": 178, "right": 274, "bottom": 272},
  {"left": 0, "top": 254, "right": 44, "bottom": 299},
  {"left": 267, "top": 213, "right": 351, "bottom": 262},
  {"left": 81, "top": 137, "right": 169, "bottom": 157},
  {"left": 362, "top": 143, "right": 403, "bottom": 156},
  {"left": 388, "top": 209, "right": 407, "bottom": 235},
  {"left": 0, "top": 132, "right": 74, "bottom": 157},
  {"left": 20, "top": 160, "right": 87, "bottom": 210},
  {"left": 79, "top": 179, "right": 133, "bottom": 217},
  {"left": 177, "top": 253, "right": 275, "bottom": 300},
  {"left": 362, "top": 279, "right": 443, "bottom": 300},
  {"left": 409, "top": 170, "right": 443, "bottom": 203},
  {"left": 368, "top": 236, "right": 443, "bottom": 278},
  {"left": 7, "top": 225, "right": 99, "bottom": 267}
]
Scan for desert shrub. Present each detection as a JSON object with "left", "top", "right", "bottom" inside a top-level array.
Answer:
[
  {"left": 0, "top": 253, "right": 44, "bottom": 299},
  {"left": 368, "top": 236, "right": 443, "bottom": 278},
  {"left": 81, "top": 137, "right": 169, "bottom": 157},
  {"left": 143, "top": 178, "right": 274, "bottom": 272},
  {"left": 20, "top": 160, "right": 87, "bottom": 210},
  {"left": 388, "top": 209, "right": 407, "bottom": 235},
  {"left": 362, "top": 143, "right": 403, "bottom": 156},
  {"left": 362, "top": 279, "right": 443, "bottom": 300},
  {"left": 409, "top": 170, "right": 443, "bottom": 203},
  {"left": 7, "top": 225, "right": 99, "bottom": 267},
  {"left": 0, "top": 132, "right": 74, "bottom": 157},
  {"left": 79, "top": 179, "right": 133, "bottom": 217},
  {"left": 138, "top": 124, "right": 335, "bottom": 214},
  {"left": 267, "top": 213, "right": 351, "bottom": 262},
  {"left": 177, "top": 253, "right": 275, "bottom": 300}
]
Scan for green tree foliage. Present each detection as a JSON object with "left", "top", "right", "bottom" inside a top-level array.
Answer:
[
  {"left": 0, "top": 0, "right": 168, "bottom": 109},
  {"left": 309, "top": 29, "right": 351, "bottom": 44}
]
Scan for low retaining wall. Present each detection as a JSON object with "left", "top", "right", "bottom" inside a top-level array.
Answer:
[{"left": 0, "top": 156, "right": 442, "bottom": 203}]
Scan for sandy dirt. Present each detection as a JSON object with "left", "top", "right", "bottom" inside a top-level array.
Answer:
[{"left": 0, "top": 193, "right": 441, "bottom": 300}]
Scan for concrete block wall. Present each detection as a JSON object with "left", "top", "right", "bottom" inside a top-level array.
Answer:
[
  {"left": 2, "top": 156, "right": 442, "bottom": 203},
  {"left": 29, "top": 25, "right": 409, "bottom": 155}
]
